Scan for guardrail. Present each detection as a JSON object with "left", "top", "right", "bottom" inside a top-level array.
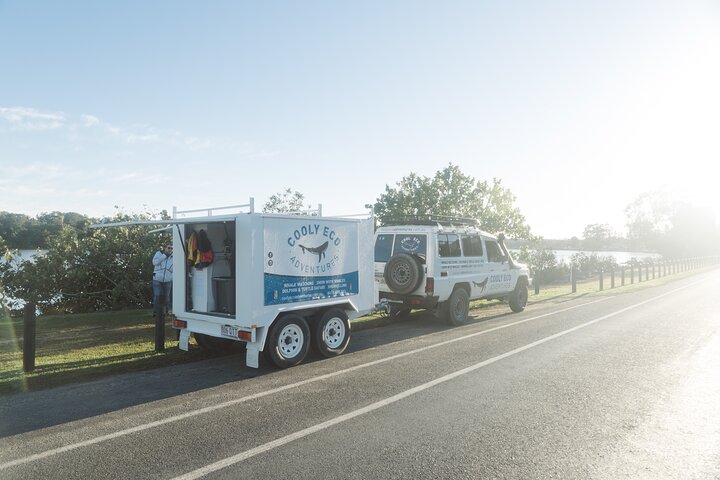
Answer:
[{"left": 532, "top": 256, "right": 720, "bottom": 295}]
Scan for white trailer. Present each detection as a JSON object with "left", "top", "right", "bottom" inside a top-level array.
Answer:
[{"left": 95, "top": 200, "right": 376, "bottom": 368}]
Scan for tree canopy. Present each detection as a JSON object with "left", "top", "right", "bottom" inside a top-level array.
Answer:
[
  {"left": 263, "top": 188, "right": 310, "bottom": 214},
  {"left": 0, "top": 211, "right": 89, "bottom": 249},
  {"left": 625, "top": 190, "right": 719, "bottom": 256},
  {"left": 374, "top": 164, "right": 532, "bottom": 238},
  {"left": 0, "top": 209, "right": 170, "bottom": 314}
]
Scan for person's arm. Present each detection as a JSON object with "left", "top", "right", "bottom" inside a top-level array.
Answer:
[{"left": 152, "top": 250, "right": 165, "bottom": 267}]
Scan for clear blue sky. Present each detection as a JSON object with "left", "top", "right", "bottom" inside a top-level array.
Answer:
[{"left": 1, "top": 1, "right": 718, "bottom": 238}]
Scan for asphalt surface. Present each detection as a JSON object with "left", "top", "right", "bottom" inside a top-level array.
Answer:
[{"left": 1, "top": 269, "right": 719, "bottom": 479}]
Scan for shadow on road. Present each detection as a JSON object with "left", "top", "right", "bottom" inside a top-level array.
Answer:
[{"left": 0, "top": 308, "right": 515, "bottom": 438}]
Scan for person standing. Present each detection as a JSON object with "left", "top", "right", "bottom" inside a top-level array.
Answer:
[{"left": 152, "top": 244, "right": 173, "bottom": 317}]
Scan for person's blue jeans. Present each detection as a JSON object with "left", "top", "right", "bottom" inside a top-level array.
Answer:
[{"left": 153, "top": 280, "right": 172, "bottom": 316}]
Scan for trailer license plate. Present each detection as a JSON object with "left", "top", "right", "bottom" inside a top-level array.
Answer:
[{"left": 220, "top": 325, "right": 239, "bottom": 338}]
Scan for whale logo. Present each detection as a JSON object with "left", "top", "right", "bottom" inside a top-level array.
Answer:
[
  {"left": 299, "top": 241, "right": 329, "bottom": 262},
  {"left": 472, "top": 277, "right": 489, "bottom": 294}
]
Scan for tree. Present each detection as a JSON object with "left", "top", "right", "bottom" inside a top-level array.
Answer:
[
  {"left": 625, "top": 190, "right": 720, "bottom": 256},
  {"left": 582, "top": 223, "right": 614, "bottom": 251},
  {"left": 263, "top": 188, "right": 310, "bottom": 214},
  {"left": 0, "top": 210, "right": 170, "bottom": 314},
  {"left": 374, "top": 164, "right": 532, "bottom": 238},
  {"left": 625, "top": 190, "right": 675, "bottom": 251},
  {"left": 0, "top": 212, "right": 30, "bottom": 246}
]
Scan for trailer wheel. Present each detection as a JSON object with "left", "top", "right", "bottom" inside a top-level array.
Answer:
[
  {"left": 194, "top": 333, "right": 240, "bottom": 355},
  {"left": 509, "top": 278, "right": 529, "bottom": 313},
  {"left": 441, "top": 287, "right": 470, "bottom": 326},
  {"left": 267, "top": 314, "right": 310, "bottom": 368},
  {"left": 312, "top": 308, "right": 350, "bottom": 357}
]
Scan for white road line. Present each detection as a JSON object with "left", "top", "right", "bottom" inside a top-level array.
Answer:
[
  {"left": 0, "top": 296, "right": 614, "bottom": 471},
  {"left": 173, "top": 281, "right": 701, "bottom": 479}
]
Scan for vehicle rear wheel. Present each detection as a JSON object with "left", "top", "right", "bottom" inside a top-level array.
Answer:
[
  {"left": 312, "top": 308, "right": 351, "bottom": 357},
  {"left": 266, "top": 314, "right": 310, "bottom": 368},
  {"left": 194, "top": 333, "right": 241, "bottom": 355},
  {"left": 384, "top": 254, "right": 423, "bottom": 294},
  {"left": 441, "top": 288, "right": 470, "bottom": 326},
  {"left": 509, "top": 278, "right": 529, "bottom": 312}
]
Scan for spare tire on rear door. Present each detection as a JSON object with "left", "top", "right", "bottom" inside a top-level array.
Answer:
[{"left": 384, "top": 253, "right": 424, "bottom": 295}]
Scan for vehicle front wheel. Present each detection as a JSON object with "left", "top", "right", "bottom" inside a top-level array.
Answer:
[
  {"left": 441, "top": 288, "right": 470, "bottom": 326},
  {"left": 266, "top": 314, "right": 310, "bottom": 368},
  {"left": 312, "top": 308, "right": 351, "bottom": 357},
  {"left": 509, "top": 278, "right": 529, "bottom": 313}
]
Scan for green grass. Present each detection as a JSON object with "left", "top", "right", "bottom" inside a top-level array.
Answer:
[
  {"left": 0, "top": 309, "right": 209, "bottom": 395},
  {"left": 0, "top": 266, "right": 713, "bottom": 395}
]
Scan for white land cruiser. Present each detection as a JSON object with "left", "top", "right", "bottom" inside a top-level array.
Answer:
[{"left": 374, "top": 221, "right": 530, "bottom": 325}]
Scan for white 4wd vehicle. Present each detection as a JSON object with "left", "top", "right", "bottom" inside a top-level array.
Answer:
[{"left": 374, "top": 221, "right": 530, "bottom": 325}]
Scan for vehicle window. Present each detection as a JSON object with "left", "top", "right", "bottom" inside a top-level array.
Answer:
[
  {"left": 393, "top": 234, "right": 427, "bottom": 259},
  {"left": 461, "top": 235, "right": 483, "bottom": 257},
  {"left": 438, "top": 234, "right": 461, "bottom": 257},
  {"left": 485, "top": 240, "right": 505, "bottom": 262},
  {"left": 374, "top": 234, "right": 394, "bottom": 262}
]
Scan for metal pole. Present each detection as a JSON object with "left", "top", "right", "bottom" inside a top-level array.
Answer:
[
  {"left": 23, "top": 303, "right": 36, "bottom": 372},
  {"left": 599, "top": 269, "right": 604, "bottom": 291}
]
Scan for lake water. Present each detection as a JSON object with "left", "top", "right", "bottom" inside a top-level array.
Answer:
[
  {"left": 551, "top": 250, "right": 660, "bottom": 264},
  {"left": 511, "top": 249, "right": 661, "bottom": 265}
]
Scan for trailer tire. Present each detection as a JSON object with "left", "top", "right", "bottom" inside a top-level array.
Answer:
[
  {"left": 194, "top": 333, "right": 240, "bottom": 355},
  {"left": 384, "top": 254, "right": 424, "bottom": 294},
  {"left": 266, "top": 314, "right": 310, "bottom": 368},
  {"left": 509, "top": 278, "right": 529, "bottom": 313},
  {"left": 440, "top": 287, "right": 470, "bottom": 326},
  {"left": 312, "top": 308, "right": 350, "bottom": 357}
]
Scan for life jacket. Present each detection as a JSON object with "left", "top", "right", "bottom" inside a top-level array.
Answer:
[
  {"left": 187, "top": 229, "right": 213, "bottom": 270},
  {"left": 186, "top": 231, "right": 199, "bottom": 266}
]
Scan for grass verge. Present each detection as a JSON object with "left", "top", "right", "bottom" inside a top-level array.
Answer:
[{"left": 0, "top": 310, "right": 209, "bottom": 395}]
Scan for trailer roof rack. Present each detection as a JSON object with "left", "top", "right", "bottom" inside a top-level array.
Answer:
[{"left": 382, "top": 215, "right": 480, "bottom": 227}]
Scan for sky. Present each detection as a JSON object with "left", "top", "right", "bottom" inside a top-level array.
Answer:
[{"left": 1, "top": 0, "right": 719, "bottom": 239}]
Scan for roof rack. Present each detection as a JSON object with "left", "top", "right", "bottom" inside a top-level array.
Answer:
[
  {"left": 173, "top": 198, "right": 255, "bottom": 218},
  {"left": 382, "top": 215, "right": 479, "bottom": 227}
]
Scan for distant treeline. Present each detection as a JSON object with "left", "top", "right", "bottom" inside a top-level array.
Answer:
[
  {"left": 506, "top": 237, "right": 649, "bottom": 253},
  {"left": 0, "top": 211, "right": 92, "bottom": 249}
]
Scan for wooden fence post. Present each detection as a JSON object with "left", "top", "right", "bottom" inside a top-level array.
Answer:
[
  {"left": 155, "top": 308, "right": 165, "bottom": 353},
  {"left": 23, "top": 303, "right": 36, "bottom": 373},
  {"left": 571, "top": 266, "right": 577, "bottom": 293},
  {"left": 621, "top": 266, "right": 625, "bottom": 286},
  {"left": 610, "top": 267, "right": 615, "bottom": 289},
  {"left": 599, "top": 269, "right": 604, "bottom": 291}
]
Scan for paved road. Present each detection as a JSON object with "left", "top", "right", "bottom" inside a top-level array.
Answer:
[{"left": 1, "top": 270, "right": 719, "bottom": 479}]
